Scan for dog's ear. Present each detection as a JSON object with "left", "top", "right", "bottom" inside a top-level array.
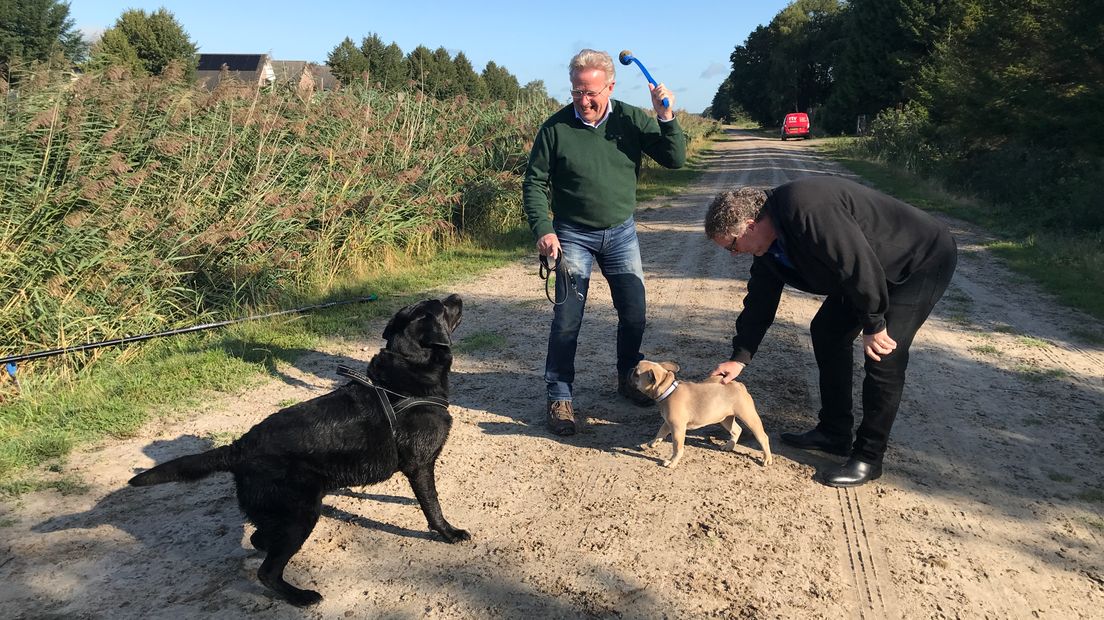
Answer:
[
  {"left": 660, "top": 361, "right": 680, "bottom": 373},
  {"left": 441, "top": 294, "right": 463, "bottom": 331},
  {"left": 382, "top": 301, "right": 423, "bottom": 342},
  {"left": 415, "top": 299, "right": 452, "bottom": 347}
]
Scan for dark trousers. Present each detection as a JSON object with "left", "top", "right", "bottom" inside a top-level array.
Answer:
[{"left": 810, "top": 236, "right": 957, "bottom": 463}]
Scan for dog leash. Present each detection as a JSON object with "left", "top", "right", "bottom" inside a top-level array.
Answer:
[
  {"left": 336, "top": 365, "right": 450, "bottom": 434},
  {"left": 539, "top": 253, "right": 584, "bottom": 306}
]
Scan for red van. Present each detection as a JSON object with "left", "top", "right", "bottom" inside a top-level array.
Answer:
[{"left": 780, "top": 112, "right": 810, "bottom": 140}]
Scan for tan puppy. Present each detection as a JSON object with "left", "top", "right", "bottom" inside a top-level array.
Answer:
[{"left": 632, "top": 360, "right": 772, "bottom": 469}]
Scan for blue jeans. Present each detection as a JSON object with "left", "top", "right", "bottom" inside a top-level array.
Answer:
[{"left": 546, "top": 217, "right": 646, "bottom": 402}]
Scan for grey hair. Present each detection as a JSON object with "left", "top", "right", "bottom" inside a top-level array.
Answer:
[
  {"left": 568, "top": 49, "right": 615, "bottom": 84},
  {"left": 703, "top": 187, "right": 771, "bottom": 238}
]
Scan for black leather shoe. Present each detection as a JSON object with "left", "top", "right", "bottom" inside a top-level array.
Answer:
[
  {"left": 779, "top": 428, "right": 850, "bottom": 456},
  {"left": 821, "top": 458, "right": 882, "bottom": 488}
]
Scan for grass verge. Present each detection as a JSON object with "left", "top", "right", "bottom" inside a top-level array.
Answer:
[
  {"left": 0, "top": 237, "right": 528, "bottom": 492},
  {"left": 637, "top": 135, "right": 720, "bottom": 203},
  {"left": 818, "top": 140, "right": 1104, "bottom": 325}
]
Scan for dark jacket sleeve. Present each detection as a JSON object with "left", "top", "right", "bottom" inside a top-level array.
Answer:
[
  {"left": 522, "top": 124, "right": 555, "bottom": 239},
  {"left": 639, "top": 115, "right": 686, "bottom": 169},
  {"left": 731, "top": 257, "right": 785, "bottom": 364}
]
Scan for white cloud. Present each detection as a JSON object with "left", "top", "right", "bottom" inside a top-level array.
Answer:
[{"left": 700, "top": 61, "right": 728, "bottom": 79}]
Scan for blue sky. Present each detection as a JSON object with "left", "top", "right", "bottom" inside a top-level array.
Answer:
[{"left": 68, "top": 1, "right": 790, "bottom": 113}]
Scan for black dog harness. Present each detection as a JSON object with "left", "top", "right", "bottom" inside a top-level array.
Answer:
[
  {"left": 336, "top": 365, "right": 449, "bottom": 434},
  {"left": 539, "top": 253, "right": 585, "bottom": 306}
]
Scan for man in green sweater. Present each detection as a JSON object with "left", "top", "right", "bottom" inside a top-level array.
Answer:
[{"left": 523, "top": 49, "right": 687, "bottom": 436}]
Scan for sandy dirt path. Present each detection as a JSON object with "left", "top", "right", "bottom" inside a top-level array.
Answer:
[{"left": 2, "top": 129, "right": 1102, "bottom": 619}]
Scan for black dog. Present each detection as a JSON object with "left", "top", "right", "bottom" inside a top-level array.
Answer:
[{"left": 129, "top": 294, "right": 469, "bottom": 606}]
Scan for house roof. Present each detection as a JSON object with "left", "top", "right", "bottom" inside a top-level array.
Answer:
[
  {"left": 196, "top": 53, "right": 272, "bottom": 89},
  {"left": 197, "top": 54, "right": 267, "bottom": 72}
]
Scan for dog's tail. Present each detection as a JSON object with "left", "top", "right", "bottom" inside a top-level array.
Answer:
[{"left": 128, "top": 445, "right": 234, "bottom": 487}]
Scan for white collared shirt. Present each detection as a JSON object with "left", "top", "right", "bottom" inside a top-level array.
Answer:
[
  {"left": 573, "top": 101, "right": 613, "bottom": 128},
  {"left": 574, "top": 100, "right": 674, "bottom": 128}
]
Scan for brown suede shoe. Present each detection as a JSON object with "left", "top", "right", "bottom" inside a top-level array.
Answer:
[{"left": 547, "top": 400, "right": 576, "bottom": 436}]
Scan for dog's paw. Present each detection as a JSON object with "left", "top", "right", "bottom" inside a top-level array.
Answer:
[
  {"left": 661, "top": 460, "right": 678, "bottom": 469},
  {"left": 723, "top": 440, "right": 738, "bottom": 452},
  {"left": 249, "top": 531, "right": 269, "bottom": 552},
  {"left": 439, "top": 527, "right": 471, "bottom": 543},
  {"left": 638, "top": 443, "right": 652, "bottom": 451},
  {"left": 762, "top": 453, "right": 773, "bottom": 466}
]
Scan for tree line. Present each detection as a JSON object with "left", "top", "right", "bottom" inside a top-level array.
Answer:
[
  {"left": 0, "top": 1, "right": 196, "bottom": 81},
  {"left": 0, "top": 1, "right": 550, "bottom": 105},
  {"left": 327, "top": 34, "right": 552, "bottom": 104},
  {"left": 710, "top": 0, "right": 1102, "bottom": 232}
]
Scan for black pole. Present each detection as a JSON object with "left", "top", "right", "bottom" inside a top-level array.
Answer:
[{"left": 0, "top": 294, "right": 378, "bottom": 367}]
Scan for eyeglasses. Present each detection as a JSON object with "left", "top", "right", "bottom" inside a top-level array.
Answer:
[
  {"left": 569, "top": 83, "right": 611, "bottom": 100},
  {"left": 725, "top": 235, "right": 740, "bottom": 253}
]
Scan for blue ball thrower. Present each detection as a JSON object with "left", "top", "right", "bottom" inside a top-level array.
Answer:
[{"left": 618, "top": 49, "right": 669, "bottom": 109}]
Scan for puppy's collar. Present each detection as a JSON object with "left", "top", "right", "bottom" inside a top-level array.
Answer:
[{"left": 655, "top": 380, "right": 679, "bottom": 402}]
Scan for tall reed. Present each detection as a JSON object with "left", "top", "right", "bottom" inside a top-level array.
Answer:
[{"left": 0, "top": 66, "right": 553, "bottom": 369}]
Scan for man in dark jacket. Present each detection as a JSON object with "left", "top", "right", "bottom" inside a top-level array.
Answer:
[{"left": 704, "top": 176, "right": 957, "bottom": 487}]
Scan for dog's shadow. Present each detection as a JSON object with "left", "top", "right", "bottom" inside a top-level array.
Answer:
[
  {"left": 33, "top": 436, "right": 441, "bottom": 558},
  {"left": 323, "top": 489, "right": 437, "bottom": 541},
  {"left": 452, "top": 368, "right": 789, "bottom": 462},
  {"left": 612, "top": 427, "right": 770, "bottom": 466}
]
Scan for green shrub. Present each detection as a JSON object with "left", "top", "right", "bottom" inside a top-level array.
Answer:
[
  {"left": 865, "top": 102, "right": 941, "bottom": 175},
  {"left": 456, "top": 173, "right": 523, "bottom": 238},
  {"left": 946, "top": 146, "right": 1104, "bottom": 232}
]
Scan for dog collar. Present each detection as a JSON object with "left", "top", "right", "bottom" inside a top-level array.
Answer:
[{"left": 655, "top": 380, "right": 679, "bottom": 403}]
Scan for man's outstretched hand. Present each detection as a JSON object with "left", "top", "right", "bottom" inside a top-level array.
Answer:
[{"left": 710, "top": 360, "right": 746, "bottom": 384}]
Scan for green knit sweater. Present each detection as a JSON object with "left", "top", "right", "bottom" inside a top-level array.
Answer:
[{"left": 522, "top": 100, "right": 686, "bottom": 238}]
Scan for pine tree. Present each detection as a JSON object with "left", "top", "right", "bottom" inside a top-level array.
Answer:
[
  {"left": 327, "top": 37, "right": 369, "bottom": 85},
  {"left": 431, "top": 46, "right": 458, "bottom": 99},
  {"left": 482, "top": 61, "right": 519, "bottom": 102},
  {"left": 358, "top": 33, "right": 405, "bottom": 89},
  {"left": 452, "top": 51, "right": 486, "bottom": 100},
  {"left": 404, "top": 45, "right": 436, "bottom": 92},
  {"left": 0, "top": 0, "right": 88, "bottom": 78},
  {"left": 376, "top": 42, "right": 405, "bottom": 89}
]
